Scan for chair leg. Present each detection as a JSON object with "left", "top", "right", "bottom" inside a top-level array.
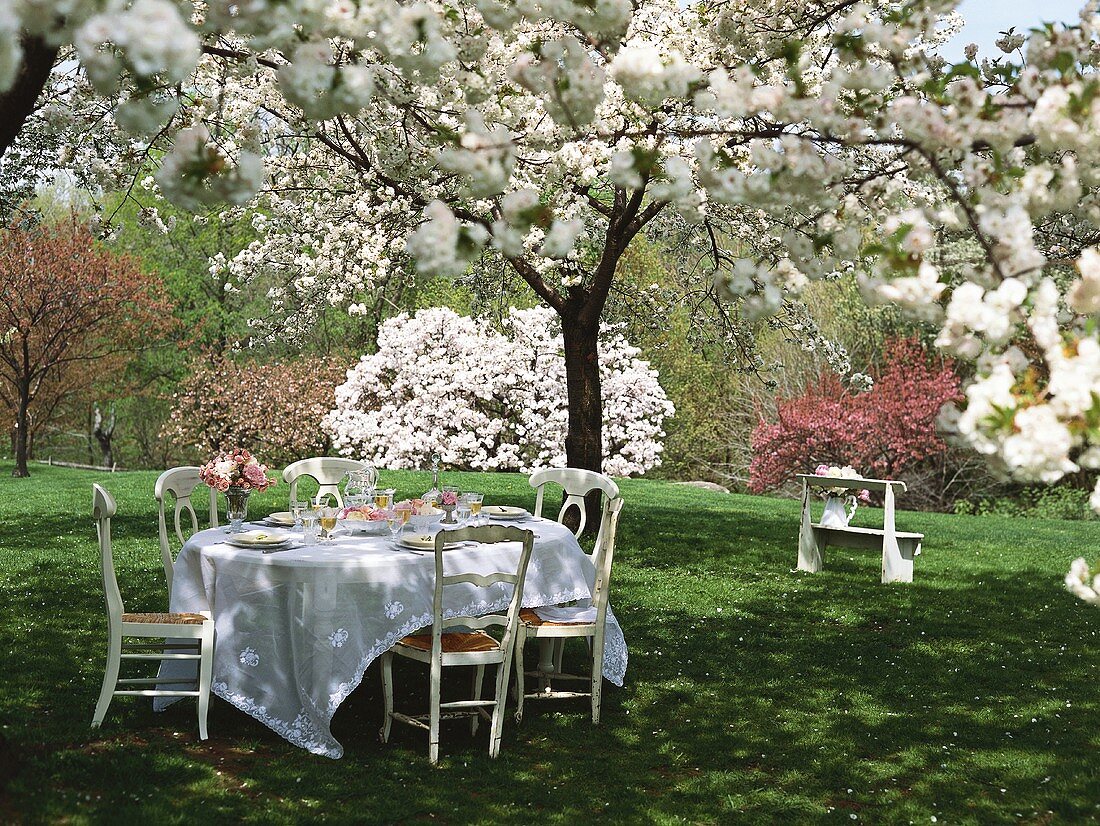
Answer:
[
  {"left": 490, "top": 648, "right": 516, "bottom": 759},
  {"left": 513, "top": 627, "right": 526, "bottom": 723},
  {"left": 470, "top": 665, "right": 485, "bottom": 735},
  {"left": 91, "top": 629, "right": 122, "bottom": 729},
  {"left": 197, "top": 624, "right": 215, "bottom": 740},
  {"left": 380, "top": 652, "right": 393, "bottom": 743},
  {"left": 591, "top": 632, "right": 606, "bottom": 725},
  {"left": 429, "top": 657, "right": 441, "bottom": 764}
]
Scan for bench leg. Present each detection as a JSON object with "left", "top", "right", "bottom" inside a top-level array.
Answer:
[
  {"left": 881, "top": 539, "right": 914, "bottom": 584},
  {"left": 798, "top": 524, "right": 823, "bottom": 573}
]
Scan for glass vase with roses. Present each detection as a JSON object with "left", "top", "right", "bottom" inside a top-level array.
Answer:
[{"left": 199, "top": 449, "right": 278, "bottom": 533}]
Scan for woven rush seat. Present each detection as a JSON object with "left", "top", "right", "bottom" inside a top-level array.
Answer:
[
  {"left": 122, "top": 612, "right": 208, "bottom": 625},
  {"left": 519, "top": 607, "right": 590, "bottom": 627},
  {"left": 397, "top": 631, "right": 499, "bottom": 653}
]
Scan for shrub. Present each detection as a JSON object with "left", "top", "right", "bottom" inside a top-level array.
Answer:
[
  {"left": 749, "top": 338, "right": 962, "bottom": 493},
  {"left": 323, "top": 306, "right": 673, "bottom": 475},
  {"left": 163, "top": 355, "right": 343, "bottom": 466}
]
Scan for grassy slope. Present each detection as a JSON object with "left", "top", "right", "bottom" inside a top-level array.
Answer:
[{"left": 0, "top": 464, "right": 1097, "bottom": 825}]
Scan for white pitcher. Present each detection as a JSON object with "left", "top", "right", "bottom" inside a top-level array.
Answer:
[{"left": 820, "top": 495, "right": 857, "bottom": 528}]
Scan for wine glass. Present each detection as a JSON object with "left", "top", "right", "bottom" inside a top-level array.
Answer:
[
  {"left": 300, "top": 510, "right": 320, "bottom": 545},
  {"left": 385, "top": 509, "right": 404, "bottom": 543},
  {"left": 374, "top": 488, "right": 395, "bottom": 510},
  {"left": 464, "top": 492, "right": 484, "bottom": 526},
  {"left": 318, "top": 506, "right": 339, "bottom": 541},
  {"left": 290, "top": 497, "right": 307, "bottom": 529}
]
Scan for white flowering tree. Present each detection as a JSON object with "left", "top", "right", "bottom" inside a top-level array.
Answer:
[
  {"left": 7, "top": 0, "right": 1100, "bottom": 586},
  {"left": 323, "top": 306, "right": 673, "bottom": 475}
]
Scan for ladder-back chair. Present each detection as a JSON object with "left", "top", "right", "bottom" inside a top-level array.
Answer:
[
  {"left": 154, "top": 466, "right": 218, "bottom": 594},
  {"left": 380, "top": 525, "right": 534, "bottom": 764},
  {"left": 91, "top": 484, "right": 215, "bottom": 739}
]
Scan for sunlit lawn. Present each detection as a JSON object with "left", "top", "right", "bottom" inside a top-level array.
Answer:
[{"left": 1, "top": 463, "right": 1097, "bottom": 824}]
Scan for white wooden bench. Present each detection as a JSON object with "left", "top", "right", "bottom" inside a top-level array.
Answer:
[{"left": 795, "top": 474, "right": 923, "bottom": 584}]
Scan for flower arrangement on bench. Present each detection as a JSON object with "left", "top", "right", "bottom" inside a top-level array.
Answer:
[{"left": 810, "top": 464, "right": 871, "bottom": 528}]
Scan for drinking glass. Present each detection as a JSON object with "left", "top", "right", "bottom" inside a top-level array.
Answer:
[
  {"left": 456, "top": 504, "right": 472, "bottom": 525},
  {"left": 300, "top": 510, "right": 320, "bottom": 544},
  {"left": 464, "top": 492, "right": 484, "bottom": 526},
  {"left": 290, "top": 498, "right": 307, "bottom": 529},
  {"left": 386, "top": 510, "right": 404, "bottom": 542},
  {"left": 373, "top": 488, "right": 395, "bottom": 510},
  {"left": 318, "top": 507, "right": 339, "bottom": 541}
]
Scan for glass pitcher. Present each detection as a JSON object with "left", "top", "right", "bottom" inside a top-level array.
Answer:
[{"left": 344, "top": 466, "right": 378, "bottom": 507}]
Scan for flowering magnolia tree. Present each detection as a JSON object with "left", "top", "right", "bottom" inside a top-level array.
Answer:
[
  {"left": 162, "top": 355, "right": 343, "bottom": 466},
  {"left": 749, "top": 338, "right": 962, "bottom": 495},
  {"left": 323, "top": 306, "right": 672, "bottom": 475}
]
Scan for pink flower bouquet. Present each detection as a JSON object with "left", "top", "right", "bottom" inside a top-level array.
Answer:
[{"left": 199, "top": 448, "right": 277, "bottom": 492}]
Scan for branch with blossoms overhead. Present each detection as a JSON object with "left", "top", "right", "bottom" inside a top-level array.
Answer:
[{"left": 8, "top": 1, "right": 1100, "bottom": 583}]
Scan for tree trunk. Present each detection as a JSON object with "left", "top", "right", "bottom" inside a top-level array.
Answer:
[
  {"left": 12, "top": 387, "right": 29, "bottom": 477},
  {"left": 93, "top": 403, "right": 116, "bottom": 468},
  {"left": 561, "top": 316, "right": 603, "bottom": 534},
  {"left": 0, "top": 36, "right": 58, "bottom": 159}
]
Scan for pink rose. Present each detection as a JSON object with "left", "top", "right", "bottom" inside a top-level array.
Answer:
[
  {"left": 815, "top": 464, "right": 830, "bottom": 476},
  {"left": 243, "top": 463, "right": 268, "bottom": 486},
  {"left": 441, "top": 490, "right": 458, "bottom": 506}
]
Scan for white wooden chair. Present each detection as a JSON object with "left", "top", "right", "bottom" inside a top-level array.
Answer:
[
  {"left": 380, "top": 525, "right": 534, "bottom": 764},
  {"left": 514, "top": 496, "right": 623, "bottom": 724},
  {"left": 283, "top": 457, "right": 367, "bottom": 508},
  {"left": 529, "top": 467, "right": 620, "bottom": 545},
  {"left": 795, "top": 474, "right": 924, "bottom": 584},
  {"left": 90, "top": 484, "right": 215, "bottom": 739},
  {"left": 154, "top": 466, "right": 218, "bottom": 594}
]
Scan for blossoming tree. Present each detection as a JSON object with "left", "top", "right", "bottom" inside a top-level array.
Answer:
[
  {"left": 323, "top": 306, "right": 673, "bottom": 475},
  {"left": 8, "top": 1, "right": 1100, "bottom": 591}
]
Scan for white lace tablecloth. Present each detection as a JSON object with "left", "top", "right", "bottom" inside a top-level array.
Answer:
[{"left": 156, "top": 519, "right": 627, "bottom": 758}]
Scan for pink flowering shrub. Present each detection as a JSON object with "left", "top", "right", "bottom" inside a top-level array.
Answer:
[
  {"left": 163, "top": 355, "right": 343, "bottom": 467},
  {"left": 749, "top": 338, "right": 962, "bottom": 493}
]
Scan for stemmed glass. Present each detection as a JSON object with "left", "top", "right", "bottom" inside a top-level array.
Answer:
[
  {"left": 462, "top": 492, "right": 484, "bottom": 526},
  {"left": 386, "top": 509, "right": 404, "bottom": 544},
  {"left": 317, "top": 505, "right": 339, "bottom": 541},
  {"left": 290, "top": 497, "right": 308, "bottom": 530}
]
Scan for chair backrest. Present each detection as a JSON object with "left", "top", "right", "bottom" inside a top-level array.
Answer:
[
  {"left": 283, "top": 457, "right": 367, "bottom": 507},
  {"left": 429, "top": 525, "right": 535, "bottom": 660},
  {"left": 155, "top": 466, "right": 218, "bottom": 593},
  {"left": 530, "top": 467, "right": 620, "bottom": 542},
  {"left": 92, "top": 483, "right": 124, "bottom": 625},
  {"left": 590, "top": 496, "right": 624, "bottom": 624}
]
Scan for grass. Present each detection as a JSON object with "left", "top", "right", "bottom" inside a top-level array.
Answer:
[{"left": 0, "top": 463, "right": 1098, "bottom": 824}]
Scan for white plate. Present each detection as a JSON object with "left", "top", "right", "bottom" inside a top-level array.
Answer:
[
  {"left": 483, "top": 505, "right": 529, "bottom": 520},
  {"left": 399, "top": 533, "right": 464, "bottom": 551},
  {"left": 265, "top": 512, "right": 295, "bottom": 526},
  {"left": 225, "top": 531, "right": 294, "bottom": 549}
]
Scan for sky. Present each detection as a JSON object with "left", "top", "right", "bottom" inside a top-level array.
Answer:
[{"left": 942, "top": 0, "right": 1086, "bottom": 60}]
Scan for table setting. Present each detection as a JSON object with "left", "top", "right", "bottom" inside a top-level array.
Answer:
[{"left": 156, "top": 453, "right": 628, "bottom": 758}]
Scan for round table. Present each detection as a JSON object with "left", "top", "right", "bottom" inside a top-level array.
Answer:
[{"left": 156, "top": 518, "right": 627, "bottom": 758}]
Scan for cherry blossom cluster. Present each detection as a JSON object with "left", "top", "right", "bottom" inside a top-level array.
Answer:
[{"left": 322, "top": 306, "right": 673, "bottom": 475}]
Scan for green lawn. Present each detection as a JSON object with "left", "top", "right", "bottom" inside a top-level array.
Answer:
[{"left": 1, "top": 464, "right": 1097, "bottom": 824}]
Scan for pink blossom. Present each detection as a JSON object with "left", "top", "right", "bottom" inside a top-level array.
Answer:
[
  {"left": 243, "top": 462, "right": 268, "bottom": 487},
  {"left": 441, "top": 490, "right": 458, "bottom": 506}
]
